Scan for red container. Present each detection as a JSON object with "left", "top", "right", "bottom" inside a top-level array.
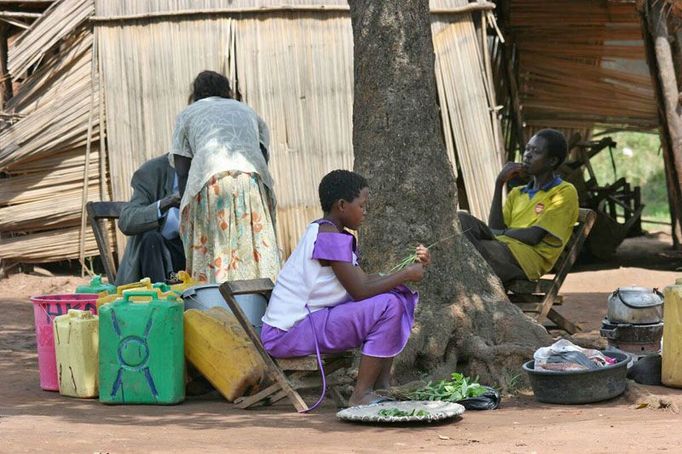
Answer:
[{"left": 29, "top": 294, "right": 98, "bottom": 391}]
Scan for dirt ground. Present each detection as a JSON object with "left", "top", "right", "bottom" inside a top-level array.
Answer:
[{"left": 2, "top": 231, "right": 682, "bottom": 453}]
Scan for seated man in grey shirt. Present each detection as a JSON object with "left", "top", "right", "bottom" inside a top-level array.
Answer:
[{"left": 115, "top": 154, "right": 186, "bottom": 285}]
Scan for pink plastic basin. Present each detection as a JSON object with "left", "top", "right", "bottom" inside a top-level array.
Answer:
[{"left": 29, "top": 294, "right": 98, "bottom": 391}]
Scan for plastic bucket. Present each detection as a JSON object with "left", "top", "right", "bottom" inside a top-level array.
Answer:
[
  {"left": 523, "top": 351, "right": 628, "bottom": 404},
  {"left": 29, "top": 294, "right": 98, "bottom": 391},
  {"left": 181, "top": 284, "right": 267, "bottom": 334}
]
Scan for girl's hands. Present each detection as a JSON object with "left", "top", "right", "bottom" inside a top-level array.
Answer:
[
  {"left": 402, "top": 244, "right": 431, "bottom": 282},
  {"left": 404, "top": 263, "right": 425, "bottom": 282},
  {"left": 415, "top": 244, "right": 431, "bottom": 267}
]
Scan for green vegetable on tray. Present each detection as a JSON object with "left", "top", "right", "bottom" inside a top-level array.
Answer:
[
  {"left": 407, "top": 372, "right": 487, "bottom": 402},
  {"left": 377, "top": 408, "right": 431, "bottom": 417}
]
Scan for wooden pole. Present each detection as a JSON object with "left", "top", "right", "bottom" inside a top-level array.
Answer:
[
  {"left": 89, "top": 2, "right": 496, "bottom": 23},
  {"left": 0, "top": 12, "right": 41, "bottom": 19},
  {"left": 641, "top": 1, "right": 682, "bottom": 247},
  {"left": 498, "top": 0, "right": 526, "bottom": 161},
  {"left": 0, "top": 22, "right": 12, "bottom": 110}
]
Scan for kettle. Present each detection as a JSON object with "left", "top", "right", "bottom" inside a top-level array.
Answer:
[{"left": 607, "top": 286, "right": 664, "bottom": 325}]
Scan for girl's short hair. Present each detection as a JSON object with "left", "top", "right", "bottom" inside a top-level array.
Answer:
[
  {"left": 318, "top": 170, "right": 368, "bottom": 212},
  {"left": 191, "top": 70, "right": 231, "bottom": 102}
]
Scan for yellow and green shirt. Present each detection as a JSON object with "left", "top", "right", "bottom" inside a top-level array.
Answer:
[{"left": 496, "top": 178, "right": 579, "bottom": 280}]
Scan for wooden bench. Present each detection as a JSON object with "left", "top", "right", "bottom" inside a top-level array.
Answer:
[
  {"left": 85, "top": 201, "right": 126, "bottom": 283},
  {"left": 507, "top": 208, "right": 596, "bottom": 334},
  {"left": 219, "top": 279, "right": 353, "bottom": 411}
]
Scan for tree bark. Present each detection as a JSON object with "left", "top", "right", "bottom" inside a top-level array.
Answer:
[{"left": 347, "top": 0, "right": 549, "bottom": 388}]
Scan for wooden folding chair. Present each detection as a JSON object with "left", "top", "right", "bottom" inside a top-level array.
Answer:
[
  {"left": 219, "top": 279, "right": 353, "bottom": 411},
  {"left": 507, "top": 208, "right": 597, "bottom": 334},
  {"left": 85, "top": 201, "right": 127, "bottom": 283}
]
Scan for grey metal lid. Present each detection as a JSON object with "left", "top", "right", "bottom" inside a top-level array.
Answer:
[{"left": 611, "top": 286, "right": 664, "bottom": 308}]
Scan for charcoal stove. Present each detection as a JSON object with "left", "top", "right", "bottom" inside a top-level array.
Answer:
[
  {"left": 600, "top": 286, "right": 664, "bottom": 355},
  {"left": 600, "top": 319, "right": 663, "bottom": 354}
]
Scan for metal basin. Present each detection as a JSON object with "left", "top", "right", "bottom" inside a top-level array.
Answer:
[
  {"left": 523, "top": 351, "right": 628, "bottom": 404},
  {"left": 181, "top": 284, "right": 267, "bottom": 334}
]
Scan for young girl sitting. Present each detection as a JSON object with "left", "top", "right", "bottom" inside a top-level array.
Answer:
[{"left": 261, "top": 169, "right": 431, "bottom": 407}]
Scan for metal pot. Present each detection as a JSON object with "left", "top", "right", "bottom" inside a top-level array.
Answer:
[{"left": 607, "top": 286, "right": 663, "bottom": 325}]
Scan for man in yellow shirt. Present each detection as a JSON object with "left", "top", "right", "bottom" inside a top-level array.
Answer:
[{"left": 459, "top": 129, "right": 579, "bottom": 284}]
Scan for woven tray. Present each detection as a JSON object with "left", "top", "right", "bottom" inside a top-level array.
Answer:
[{"left": 336, "top": 400, "right": 465, "bottom": 424}]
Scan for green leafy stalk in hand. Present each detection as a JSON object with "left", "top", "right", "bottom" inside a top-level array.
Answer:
[{"left": 386, "top": 233, "right": 459, "bottom": 273}]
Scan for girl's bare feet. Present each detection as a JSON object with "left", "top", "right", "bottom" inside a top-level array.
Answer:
[{"left": 348, "top": 390, "right": 382, "bottom": 407}]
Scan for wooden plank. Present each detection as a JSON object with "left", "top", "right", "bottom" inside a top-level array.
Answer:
[
  {"left": 90, "top": 3, "right": 496, "bottom": 23},
  {"left": 219, "top": 280, "right": 309, "bottom": 412},
  {"left": 546, "top": 308, "right": 579, "bottom": 334},
  {"left": 536, "top": 209, "right": 596, "bottom": 323},
  {"left": 0, "top": 22, "right": 11, "bottom": 108},
  {"left": 507, "top": 278, "right": 553, "bottom": 294},
  {"left": 0, "top": 11, "right": 41, "bottom": 18},
  {"left": 499, "top": 0, "right": 526, "bottom": 158},
  {"left": 265, "top": 389, "right": 289, "bottom": 406},
  {"left": 276, "top": 357, "right": 319, "bottom": 371},
  {"left": 227, "top": 278, "right": 275, "bottom": 296},
  {"left": 513, "top": 302, "right": 542, "bottom": 312},
  {"left": 233, "top": 382, "right": 281, "bottom": 409},
  {"left": 86, "top": 201, "right": 125, "bottom": 219},
  {"left": 86, "top": 201, "right": 124, "bottom": 283}
]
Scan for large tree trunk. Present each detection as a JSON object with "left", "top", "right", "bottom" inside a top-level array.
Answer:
[{"left": 347, "top": 0, "right": 550, "bottom": 388}]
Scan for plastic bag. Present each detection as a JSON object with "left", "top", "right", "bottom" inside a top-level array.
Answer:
[
  {"left": 456, "top": 386, "right": 501, "bottom": 410},
  {"left": 627, "top": 354, "right": 661, "bottom": 385},
  {"left": 534, "top": 339, "right": 613, "bottom": 372}
]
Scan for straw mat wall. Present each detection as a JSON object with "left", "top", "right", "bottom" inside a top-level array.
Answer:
[
  {"left": 95, "top": 0, "right": 503, "bottom": 257},
  {"left": 0, "top": 7, "right": 110, "bottom": 263},
  {"left": 432, "top": 0, "right": 504, "bottom": 217}
]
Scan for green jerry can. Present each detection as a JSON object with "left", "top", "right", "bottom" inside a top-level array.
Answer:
[
  {"left": 98, "top": 290, "right": 185, "bottom": 404},
  {"left": 76, "top": 275, "right": 117, "bottom": 296}
]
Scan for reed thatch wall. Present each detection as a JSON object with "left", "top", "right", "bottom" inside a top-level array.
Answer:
[
  {"left": 94, "top": 0, "right": 504, "bottom": 258},
  {"left": 3, "top": 0, "right": 663, "bottom": 266},
  {"left": 0, "top": 3, "right": 109, "bottom": 264},
  {"left": 507, "top": 0, "right": 657, "bottom": 132}
]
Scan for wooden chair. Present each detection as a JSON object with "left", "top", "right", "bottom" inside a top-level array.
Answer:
[
  {"left": 506, "top": 208, "right": 597, "bottom": 334},
  {"left": 85, "top": 201, "right": 127, "bottom": 283},
  {"left": 219, "top": 279, "right": 353, "bottom": 412}
]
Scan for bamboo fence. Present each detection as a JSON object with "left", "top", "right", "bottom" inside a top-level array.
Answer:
[
  {"left": 432, "top": 0, "right": 504, "bottom": 218},
  {"left": 95, "top": 0, "right": 503, "bottom": 258},
  {"left": 0, "top": 8, "right": 109, "bottom": 263},
  {"left": 2, "top": 0, "right": 663, "bottom": 265},
  {"left": 7, "top": 0, "right": 93, "bottom": 78}
]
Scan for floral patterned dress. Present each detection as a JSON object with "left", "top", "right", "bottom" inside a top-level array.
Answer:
[{"left": 180, "top": 170, "right": 281, "bottom": 284}]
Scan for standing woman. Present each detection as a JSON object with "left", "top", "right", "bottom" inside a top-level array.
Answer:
[{"left": 171, "top": 70, "right": 281, "bottom": 283}]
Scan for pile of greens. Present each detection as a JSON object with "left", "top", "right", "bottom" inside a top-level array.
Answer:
[
  {"left": 407, "top": 372, "right": 487, "bottom": 402},
  {"left": 377, "top": 408, "right": 430, "bottom": 417}
]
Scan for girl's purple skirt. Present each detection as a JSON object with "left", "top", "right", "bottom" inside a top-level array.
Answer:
[{"left": 261, "top": 286, "right": 418, "bottom": 358}]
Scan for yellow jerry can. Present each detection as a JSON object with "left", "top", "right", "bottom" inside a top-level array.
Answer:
[
  {"left": 663, "top": 278, "right": 682, "bottom": 387},
  {"left": 184, "top": 307, "right": 265, "bottom": 401},
  {"left": 53, "top": 309, "right": 99, "bottom": 398},
  {"left": 170, "top": 271, "right": 199, "bottom": 295}
]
